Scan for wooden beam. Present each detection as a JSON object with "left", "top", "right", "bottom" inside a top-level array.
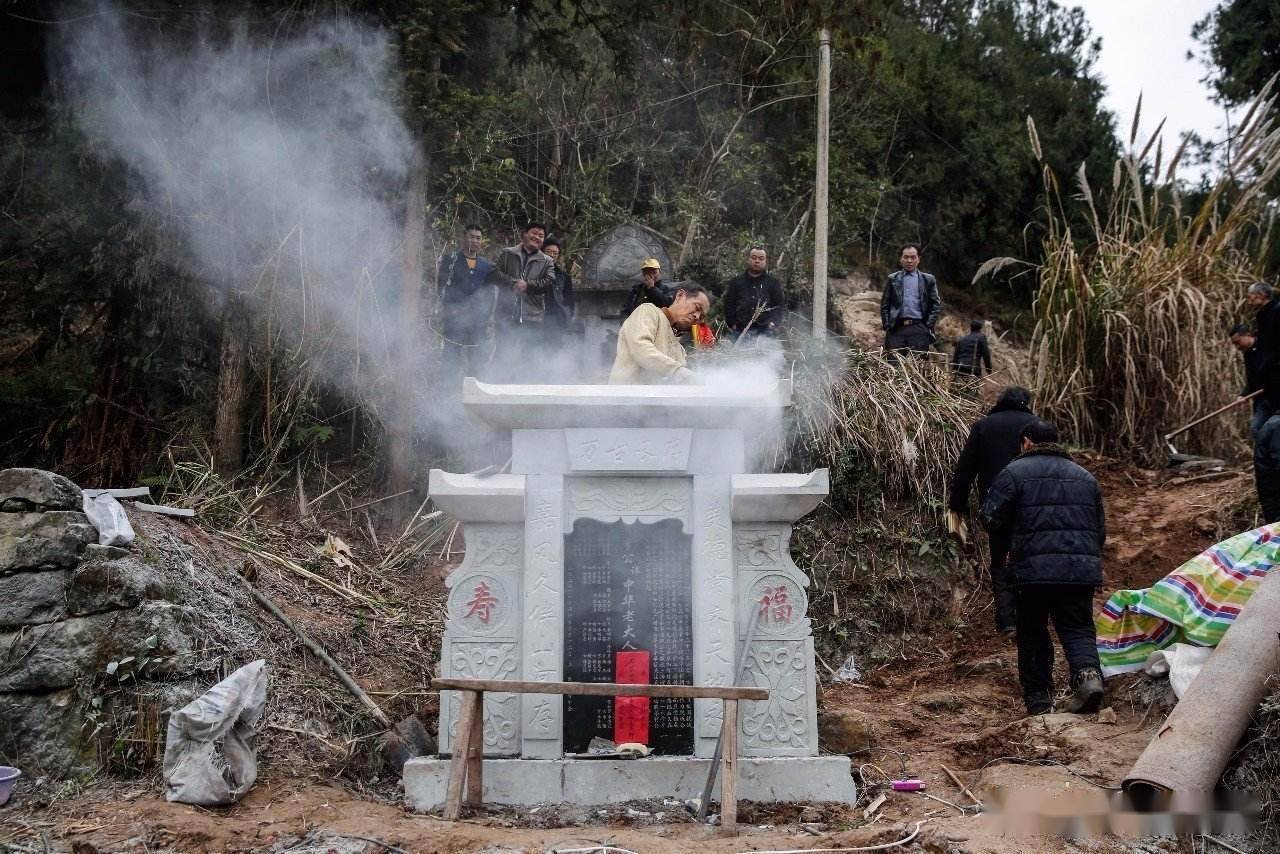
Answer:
[
  {"left": 720, "top": 699, "right": 739, "bottom": 833},
  {"left": 432, "top": 678, "right": 767, "bottom": 701},
  {"left": 465, "top": 690, "right": 484, "bottom": 807},
  {"left": 443, "top": 690, "right": 480, "bottom": 820}
]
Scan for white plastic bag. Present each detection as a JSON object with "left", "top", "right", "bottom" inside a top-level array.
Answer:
[
  {"left": 1143, "top": 643, "right": 1213, "bottom": 699},
  {"left": 163, "top": 659, "right": 269, "bottom": 805},
  {"left": 81, "top": 489, "right": 136, "bottom": 547}
]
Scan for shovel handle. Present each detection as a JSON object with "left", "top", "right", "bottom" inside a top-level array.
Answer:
[{"left": 1164, "top": 390, "right": 1263, "bottom": 441}]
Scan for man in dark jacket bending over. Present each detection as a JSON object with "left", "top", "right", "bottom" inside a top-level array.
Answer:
[
  {"left": 981, "top": 419, "right": 1106, "bottom": 716},
  {"left": 948, "top": 386, "right": 1038, "bottom": 634},
  {"left": 952, "top": 319, "right": 993, "bottom": 377}
]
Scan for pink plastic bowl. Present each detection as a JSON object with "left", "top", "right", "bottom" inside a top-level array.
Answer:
[{"left": 0, "top": 766, "right": 20, "bottom": 806}]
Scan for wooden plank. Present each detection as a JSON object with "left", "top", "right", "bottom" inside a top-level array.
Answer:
[
  {"left": 465, "top": 691, "right": 484, "bottom": 807},
  {"left": 443, "top": 690, "right": 480, "bottom": 820},
  {"left": 720, "top": 699, "right": 739, "bottom": 833},
  {"left": 431, "top": 678, "right": 767, "bottom": 701}
]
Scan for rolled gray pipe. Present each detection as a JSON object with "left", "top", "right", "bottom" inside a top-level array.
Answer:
[{"left": 1124, "top": 567, "right": 1280, "bottom": 792}]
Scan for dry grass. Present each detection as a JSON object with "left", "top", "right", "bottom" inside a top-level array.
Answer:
[
  {"left": 785, "top": 341, "right": 983, "bottom": 507},
  {"left": 987, "top": 81, "right": 1280, "bottom": 464},
  {"left": 1224, "top": 688, "right": 1280, "bottom": 846}
]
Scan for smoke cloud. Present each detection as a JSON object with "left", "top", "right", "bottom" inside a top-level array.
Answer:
[{"left": 51, "top": 4, "right": 432, "bottom": 445}]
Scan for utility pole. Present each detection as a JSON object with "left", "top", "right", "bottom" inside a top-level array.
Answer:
[{"left": 812, "top": 27, "right": 831, "bottom": 336}]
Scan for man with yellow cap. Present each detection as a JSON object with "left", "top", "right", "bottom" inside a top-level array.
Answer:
[{"left": 621, "top": 257, "right": 675, "bottom": 318}]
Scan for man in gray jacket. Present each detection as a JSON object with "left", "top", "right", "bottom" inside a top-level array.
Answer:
[
  {"left": 492, "top": 222, "right": 556, "bottom": 381},
  {"left": 880, "top": 243, "right": 942, "bottom": 359}
]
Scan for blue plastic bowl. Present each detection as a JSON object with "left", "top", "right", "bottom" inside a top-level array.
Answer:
[{"left": 0, "top": 766, "right": 20, "bottom": 806}]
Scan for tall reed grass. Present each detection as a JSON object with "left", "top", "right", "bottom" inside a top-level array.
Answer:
[{"left": 982, "top": 80, "right": 1280, "bottom": 463}]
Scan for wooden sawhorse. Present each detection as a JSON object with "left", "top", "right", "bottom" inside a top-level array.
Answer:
[{"left": 431, "top": 678, "right": 769, "bottom": 832}]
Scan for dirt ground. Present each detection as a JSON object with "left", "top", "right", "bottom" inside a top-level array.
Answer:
[{"left": 1, "top": 456, "right": 1257, "bottom": 853}]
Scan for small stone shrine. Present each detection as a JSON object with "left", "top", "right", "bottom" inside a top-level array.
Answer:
[
  {"left": 404, "top": 380, "right": 856, "bottom": 808},
  {"left": 572, "top": 224, "right": 681, "bottom": 380}
]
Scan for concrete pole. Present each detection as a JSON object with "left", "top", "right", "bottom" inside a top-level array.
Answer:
[{"left": 813, "top": 28, "right": 831, "bottom": 336}]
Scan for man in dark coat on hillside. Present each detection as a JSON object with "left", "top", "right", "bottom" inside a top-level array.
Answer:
[
  {"left": 951, "top": 319, "right": 993, "bottom": 378},
  {"left": 947, "top": 386, "right": 1038, "bottom": 634},
  {"left": 1230, "top": 323, "right": 1268, "bottom": 439},
  {"left": 981, "top": 419, "right": 1106, "bottom": 716},
  {"left": 437, "top": 223, "right": 497, "bottom": 390},
  {"left": 724, "top": 246, "right": 786, "bottom": 337},
  {"left": 1254, "top": 414, "right": 1280, "bottom": 523},
  {"left": 880, "top": 243, "right": 942, "bottom": 359},
  {"left": 621, "top": 258, "right": 674, "bottom": 318},
  {"left": 1248, "top": 282, "right": 1280, "bottom": 405}
]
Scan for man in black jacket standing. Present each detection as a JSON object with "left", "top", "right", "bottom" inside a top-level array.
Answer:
[
  {"left": 621, "top": 258, "right": 674, "bottom": 318},
  {"left": 437, "top": 223, "right": 497, "bottom": 391},
  {"left": 948, "top": 386, "right": 1038, "bottom": 635},
  {"left": 981, "top": 420, "right": 1106, "bottom": 716},
  {"left": 724, "top": 246, "right": 786, "bottom": 338},
  {"left": 880, "top": 243, "right": 942, "bottom": 359}
]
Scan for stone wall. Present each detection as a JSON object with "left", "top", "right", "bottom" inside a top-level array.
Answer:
[{"left": 0, "top": 469, "right": 198, "bottom": 777}]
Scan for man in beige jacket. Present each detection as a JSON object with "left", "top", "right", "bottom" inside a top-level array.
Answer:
[{"left": 609, "top": 285, "right": 711, "bottom": 384}]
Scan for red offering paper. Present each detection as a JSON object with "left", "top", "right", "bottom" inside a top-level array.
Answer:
[{"left": 614, "top": 650, "right": 651, "bottom": 746}]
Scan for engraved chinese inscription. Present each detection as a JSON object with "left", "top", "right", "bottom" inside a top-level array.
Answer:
[{"left": 562, "top": 518, "right": 694, "bottom": 755}]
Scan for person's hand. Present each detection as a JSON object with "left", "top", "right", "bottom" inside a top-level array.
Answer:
[
  {"left": 945, "top": 510, "right": 969, "bottom": 545},
  {"left": 515, "top": 279, "right": 528, "bottom": 292}
]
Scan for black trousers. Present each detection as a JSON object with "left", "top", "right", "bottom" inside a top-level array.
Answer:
[
  {"left": 884, "top": 322, "right": 932, "bottom": 359},
  {"left": 1015, "top": 584, "right": 1100, "bottom": 706},
  {"left": 988, "top": 530, "right": 1016, "bottom": 632}
]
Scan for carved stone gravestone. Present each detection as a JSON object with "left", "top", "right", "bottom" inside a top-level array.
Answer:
[
  {"left": 404, "top": 380, "right": 855, "bottom": 808},
  {"left": 573, "top": 224, "right": 676, "bottom": 381}
]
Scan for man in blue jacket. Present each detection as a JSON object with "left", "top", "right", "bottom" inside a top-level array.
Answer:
[
  {"left": 880, "top": 243, "right": 942, "bottom": 359},
  {"left": 437, "top": 223, "right": 496, "bottom": 391},
  {"left": 981, "top": 419, "right": 1106, "bottom": 716}
]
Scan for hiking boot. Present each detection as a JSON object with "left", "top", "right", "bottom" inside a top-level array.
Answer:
[
  {"left": 1065, "top": 668, "right": 1104, "bottom": 714},
  {"left": 1025, "top": 693, "right": 1052, "bottom": 716}
]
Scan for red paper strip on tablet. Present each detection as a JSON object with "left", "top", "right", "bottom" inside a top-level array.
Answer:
[{"left": 614, "top": 650, "right": 651, "bottom": 746}]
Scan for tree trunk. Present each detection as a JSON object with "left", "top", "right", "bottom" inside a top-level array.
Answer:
[
  {"left": 388, "top": 145, "right": 429, "bottom": 505},
  {"left": 212, "top": 295, "right": 250, "bottom": 475}
]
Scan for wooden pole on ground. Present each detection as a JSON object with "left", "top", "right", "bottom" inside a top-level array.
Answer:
[
  {"left": 720, "top": 699, "right": 740, "bottom": 832},
  {"left": 443, "top": 689, "right": 480, "bottom": 820},
  {"left": 812, "top": 27, "right": 832, "bottom": 336}
]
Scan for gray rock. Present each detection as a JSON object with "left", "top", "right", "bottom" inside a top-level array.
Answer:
[
  {"left": 0, "top": 468, "right": 82, "bottom": 511},
  {"left": 0, "top": 602, "right": 198, "bottom": 691},
  {"left": 0, "top": 511, "right": 96, "bottom": 571},
  {"left": 0, "top": 688, "right": 94, "bottom": 777},
  {"left": 67, "top": 557, "right": 172, "bottom": 615},
  {"left": 84, "top": 543, "right": 131, "bottom": 560},
  {"left": 0, "top": 568, "right": 68, "bottom": 628}
]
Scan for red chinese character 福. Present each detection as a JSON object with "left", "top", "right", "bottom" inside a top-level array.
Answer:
[
  {"left": 758, "top": 584, "right": 793, "bottom": 624},
  {"left": 464, "top": 581, "right": 499, "bottom": 623}
]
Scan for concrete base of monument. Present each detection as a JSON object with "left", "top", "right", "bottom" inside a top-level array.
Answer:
[{"left": 404, "top": 755, "right": 857, "bottom": 811}]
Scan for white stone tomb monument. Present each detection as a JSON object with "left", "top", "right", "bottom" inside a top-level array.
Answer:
[{"left": 404, "top": 379, "right": 856, "bottom": 808}]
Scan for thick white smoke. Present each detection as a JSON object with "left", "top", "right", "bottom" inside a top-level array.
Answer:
[{"left": 51, "top": 3, "right": 436, "bottom": 450}]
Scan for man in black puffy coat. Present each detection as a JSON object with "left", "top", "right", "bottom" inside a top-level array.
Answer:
[
  {"left": 981, "top": 419, "right": 1106, "bottom": 716},
  {"left": 948, "top": 386, "right": 1038, "bottom": 634}
]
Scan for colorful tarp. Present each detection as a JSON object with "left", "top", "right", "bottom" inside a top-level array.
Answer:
[{"left": 1096, "top": 524, "right": 1280, "bottom": 676}]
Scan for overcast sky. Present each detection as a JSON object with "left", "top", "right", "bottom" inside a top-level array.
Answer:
[{"left": 1070, "top": 0, "right": 1225, "bottom": 179}]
